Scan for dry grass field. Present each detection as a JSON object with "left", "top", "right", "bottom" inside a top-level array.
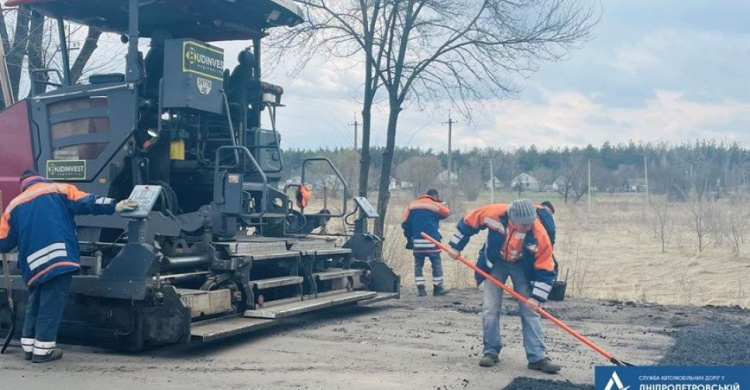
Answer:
[{"left": 318, "top": 189, "right": 750, "bottom": 308}]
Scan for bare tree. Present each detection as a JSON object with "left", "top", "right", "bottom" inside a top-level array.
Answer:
[
  {"left": 70, "top": 27, "right": 102, "bottom": 84},
  {"left": 459, "top": 166, "right": 482, "bottom": 201},
  {"left": 720, "top": 206, "right": 747, "bottom": 256},
  {"left": 1, "top": 6, "right": 115, "bottom": 106},
  {"left": 3, "top": 5, "right": 31, "bottom": 100},
  {"left": 371, "top": 0, "right": 598, "bottom": 235},
  {"left": 557, "top": 154, "right": 588, "bottom": 203},
  {"left": 267, "top": 0, "right": 388, "bottom": 201},
  {"left": 397, "top": 155, "right": 441, "bottom": 197},
  {"left": 27, "top": 10, "right": 47, "bottom": 95},
  {"left": 269, "top": 0, "right": 598, "bottom": 236},
  {"left": 649, "top": 195, "right": 670, "bottom": 253},
  {"left": 686, "top": 197, "right": 713, "bottom": 255}
]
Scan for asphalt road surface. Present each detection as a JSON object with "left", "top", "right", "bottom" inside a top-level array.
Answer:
[{"left": 1, "top": 289, "right": 747, "bottom": 390}]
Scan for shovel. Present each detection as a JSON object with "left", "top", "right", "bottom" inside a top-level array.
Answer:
[
  {"left": 421, "top": 232, "right": 633, "bottom": 366},
  {"left": 1, "top": 190, "right": 14, "bottom": 354},
  {"left": 1, "top": 253, "right": 14, "bottom": 354}
]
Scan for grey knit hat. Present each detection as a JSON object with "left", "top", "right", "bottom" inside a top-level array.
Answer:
[{"left": 508, "top": 199, "right": 536, "bottom": 226}]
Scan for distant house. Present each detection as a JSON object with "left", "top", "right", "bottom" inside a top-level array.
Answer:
[
  {"left": 388, "top": 176, "right": 414, "bottom": 190},
  {"left": 626, "top": 178, "right": 647, "bottom": 193},
  {"left": 552, "top": 176, "right": 566, "bottom": 191},
  {"left": 284, "top": 176, "right": 302, "bottom": 189},
  {"left": 511, "top": 173, "right": 542, "bottom": 192},
  {"left": 437, "top": 170, "right": 458, "bottom": 184},
  {"left": 485, "top": 177, "right": 505, "bottom": 190},
  {"left": 388, "top": 176, "right": 399, "bottom": 190}
]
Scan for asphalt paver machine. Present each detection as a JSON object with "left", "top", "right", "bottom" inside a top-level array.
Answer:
[{"left": 0, "top": 0, "right": 399, "bottom": 350}]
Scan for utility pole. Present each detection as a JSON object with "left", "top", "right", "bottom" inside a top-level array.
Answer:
[
  {"left": 443, "top": 112, "right": 456, "bottom": 205},
  {"left": 644, "top": 154, "right": 649, "bottom": 204},
  {"left": 349, "top": 113, "right": 359, "bottom": 152},
  {"left": 690, "top": 163, "right": 694, "bottom": 199},
  {"left": 489, "top": 158, "right": 495, "bottom": 203},
  {"left": 587, "top": 158, "right": 591, "bottom": 214},
  {"left": 0, "top": 35, "right": 14, "bottom": 107}
]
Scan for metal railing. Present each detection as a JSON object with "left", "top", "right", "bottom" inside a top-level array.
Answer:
[{"left": 300, "top": 157, "right": 348, "bottom": 218}]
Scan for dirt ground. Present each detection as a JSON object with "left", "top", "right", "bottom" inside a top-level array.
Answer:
[{"left": 1, "top": 289, "right": 747, "bottom": 390}]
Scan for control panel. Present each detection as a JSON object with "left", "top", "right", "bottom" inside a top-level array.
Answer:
[
  {"left": 354, "top": 197, "right": 379, "bottom": 218},
  {"left": 120, "top": 185, "right": 162, "bottom": 219}
]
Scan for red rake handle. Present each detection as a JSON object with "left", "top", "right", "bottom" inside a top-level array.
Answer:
[{"left": 420, "top": 232, "right": 618, "bottom": 363}]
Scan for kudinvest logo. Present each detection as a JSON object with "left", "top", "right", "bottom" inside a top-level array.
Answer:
[
  {"left": 46, "top": 160, "right": 86, "bottom": 180},
  {"left": 185, "top": 46, "right": 198, "bottom": 64},
  {"left": 604, "top": 371, "right": 629, "bottom": 390},
  {"left": 182, "top": 41, "right": 224, "bottom": 81}
]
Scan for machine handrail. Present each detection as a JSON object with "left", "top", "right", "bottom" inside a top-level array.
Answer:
[
  {"left": 213, "top": 145, "right": 269, "bottom": 218},
  {"left": 300, "top": 157, "right": 348, "bottom": 218}
]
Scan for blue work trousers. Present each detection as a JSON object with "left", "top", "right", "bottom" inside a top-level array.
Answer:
[
  {"left": 413, "top": 253, "right": 444, "bottom": 286},
  {"left": 22, "top": 272, "right": 73, "bottom": 343},
  {"left": 482, "top": 260, "right": 547, "bottom": 363}
]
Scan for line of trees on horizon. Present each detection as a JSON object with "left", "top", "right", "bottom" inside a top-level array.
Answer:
[{"left": 281, "top": 140, "right": 750, "bottom": 203}]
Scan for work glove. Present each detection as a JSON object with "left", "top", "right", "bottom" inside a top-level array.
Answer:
[
  {"left": 525, "top": 297, "right": 541, "bottom": 311},
  {"left": 115, "top": 199, "right": 139, "bottom": 212},
  {"left": 405, "top": 238, "right": 414, "bottom": 250}
]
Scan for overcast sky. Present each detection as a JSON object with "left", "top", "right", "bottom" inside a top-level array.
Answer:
[{"left": 218, "top": 0, "right": 749, "bottom": 151}]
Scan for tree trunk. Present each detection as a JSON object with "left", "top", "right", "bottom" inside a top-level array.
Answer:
[
  {"left": 8, "top": 6, "right": 31, "bottom": 99},
  {"left": 27, "top": 10, "right": 46, "bottom": 97},
  {"left": 70, "top": 27, "right": 102, "bottom": 84},
  {"left": 358, "top": 70, "right": 374, "bottom": 198},
  {"left": 374, "top": 94, "right": 401, "bottom": 237},
  {"left": 0, "top": 5, "right": 11, "bottom": 109},
  {"left": 357, "top": 0, "right": 381, "bottom": 199}
]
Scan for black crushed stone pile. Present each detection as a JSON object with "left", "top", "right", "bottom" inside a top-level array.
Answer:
[
  {"left": 503, "top": 377, "right": 593, "bottom": 390},
  {"left": 659, "top": 322, "right": 750, "bottom": 366}
]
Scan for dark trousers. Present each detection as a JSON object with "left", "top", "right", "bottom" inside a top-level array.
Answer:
[
  {"left": 22, "top": 272, "right": 73, "bottom": 343},
  {"left": 413, "top": 253, "right": 444, "bottom": 287}
]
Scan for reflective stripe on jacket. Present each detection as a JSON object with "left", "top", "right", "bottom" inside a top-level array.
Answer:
[
  {"left": 0, "top": 177, "right": 116, "bottom": 287},
  {"left": 401, "top": 195, "right": 450, "bottom": 254},
  {"left": 449, "top": 204, "right": 556, "bottom": 302}
]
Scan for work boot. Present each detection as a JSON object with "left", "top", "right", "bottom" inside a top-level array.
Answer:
[
  {"left": 527, "top": 357, "right": 561, "bottom": 374},
  {"left": 32, "top": 349, "right": 63, "bottom": 364},
  {"left": 417, "top": 285, "right": 427, "bottom": 297},
  {"left": 433, "top": 285, "right": 449, "bottom": 296},
  {"left": 479, "top": 353, "right": 499, "bottom": 367},
  {"left": 21, "top": 338, "right": 34, "bottom": 361}
]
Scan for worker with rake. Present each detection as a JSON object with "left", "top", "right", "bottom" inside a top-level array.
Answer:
[{"left": 447, "top": 199, "right": 561, "bottom": 373}]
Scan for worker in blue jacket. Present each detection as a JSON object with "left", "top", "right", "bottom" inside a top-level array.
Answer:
[
  {"left": 447, "top": 199, "right": 561, "bottom": 373},
  {"left": 401, "top": 189, "right": 450, "bottom": 297},
  {"left": 0, "top": 170, "right": 137, "bottom": 363}
]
